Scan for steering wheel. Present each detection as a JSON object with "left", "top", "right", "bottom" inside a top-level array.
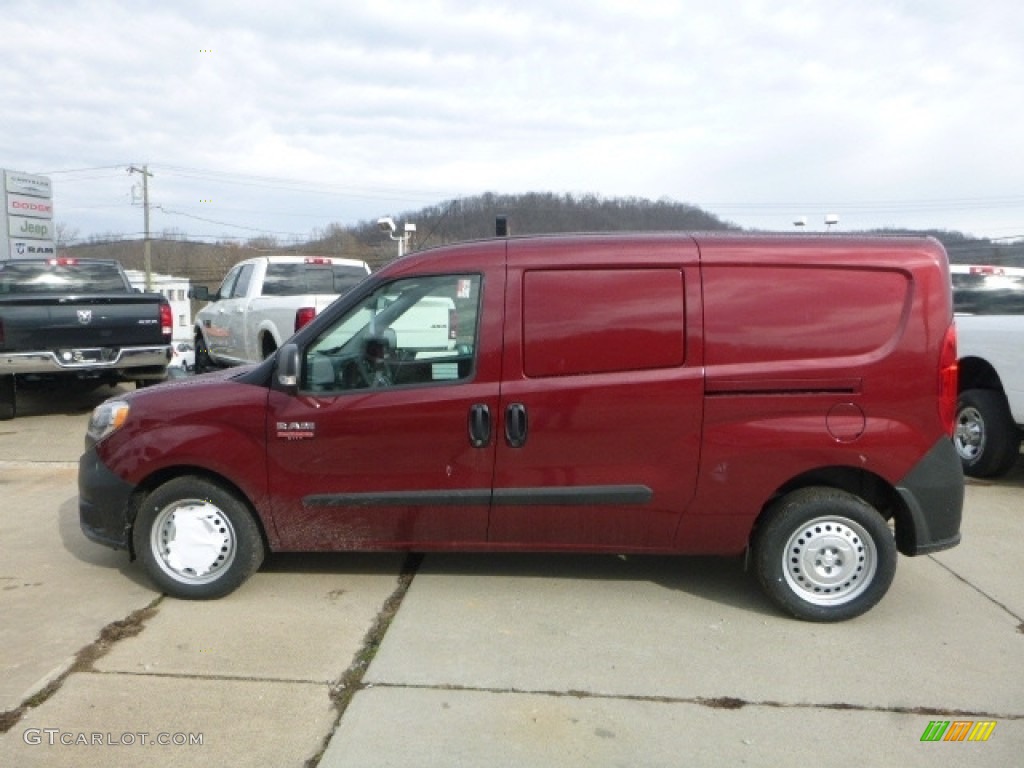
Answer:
[{"left": 363, "top": 361, "right": 394, "bottom": 388}]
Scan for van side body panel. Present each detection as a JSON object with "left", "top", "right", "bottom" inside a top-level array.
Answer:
[{"left": 677, "top": 235, "right": 958, "bottom": 553}]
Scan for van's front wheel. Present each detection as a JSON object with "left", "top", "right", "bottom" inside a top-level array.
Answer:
[
  {"left": 134, "top": 476, "right": 265, "bottom": 599},
  {"left": 752, "top": 487, "right": 896, "bottom": 622}
]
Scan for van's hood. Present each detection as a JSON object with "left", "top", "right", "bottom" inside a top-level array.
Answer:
[{"left": 116, "top": 364, "right": 259, "bottom": 404}]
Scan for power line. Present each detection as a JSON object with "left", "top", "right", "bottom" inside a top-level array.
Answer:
[{"left": 155, "top": 206, "right": 308, "bottom": 237}]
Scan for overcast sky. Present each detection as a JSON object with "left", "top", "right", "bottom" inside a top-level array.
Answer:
[{"left": 3, "top": 0, "right": 1023, "bottom": 244}]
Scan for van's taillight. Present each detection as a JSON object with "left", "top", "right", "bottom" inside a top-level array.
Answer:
[
  {"left": 939, "top": 323, "right": 958, "bottom": 437},
  {"left": 159, "top": 303, "right": 173, "bottom": 341},
  {"left": 448, "top": 308, "right": 457, "bottom": 341},
  {"left": 295, "top": 307, "right": 316, "bottom": 332}
]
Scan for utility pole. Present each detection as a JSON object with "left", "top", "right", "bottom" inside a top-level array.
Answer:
[{"left": 128, "top": 164, "right": 153, "bottom": 290}]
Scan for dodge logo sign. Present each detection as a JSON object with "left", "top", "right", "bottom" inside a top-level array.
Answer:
[{"left": 77, "top": 310, "right": 92, "bottom": 325}]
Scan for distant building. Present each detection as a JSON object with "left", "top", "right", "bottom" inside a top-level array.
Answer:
[{"left": 124, "top": 270, "right": 192, "bottom": 342}]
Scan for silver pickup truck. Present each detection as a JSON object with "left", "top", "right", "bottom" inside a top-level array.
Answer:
[
  {"left": 952, "top": 264, "right": 1024, "bottom": 476},
  {"left": 191, "top": 255, "right": 370, "bottom": 371},
  {"left": 0, "top": 258, "right": 173, "bottom": 420}
]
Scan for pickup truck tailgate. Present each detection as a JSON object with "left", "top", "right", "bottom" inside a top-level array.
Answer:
[{"left": 0, "top": 295, "right": 167, "bottom": 350}]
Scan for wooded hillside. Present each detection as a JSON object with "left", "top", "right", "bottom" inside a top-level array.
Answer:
[{"left": 64, "top": 192, "right": 1024, "bottom": 288}]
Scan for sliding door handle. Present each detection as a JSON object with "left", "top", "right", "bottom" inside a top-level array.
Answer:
[{"left": 505, "top": 402, "right": 528, "bottom": 448}]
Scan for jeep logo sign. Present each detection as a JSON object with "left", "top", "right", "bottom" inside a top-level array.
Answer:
[{"left": 9, "top": 216, "right": 50, "bottom": 239}]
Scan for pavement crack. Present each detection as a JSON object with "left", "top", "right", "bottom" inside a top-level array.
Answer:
[
  {"left": 91, "top": 669, "right": 333, "bottom": 685},
  {"left": 363, "top": 682, "right": 1024, "bottom": 721},
  {"left": 928, "top": 555, "right": 1024, "bottom": 625},
  {"left": 0, "top": 596, "right": 163, "bottom": 735},
  {"left": 304, "top": 553, "right": 422, "bottom": 768}
]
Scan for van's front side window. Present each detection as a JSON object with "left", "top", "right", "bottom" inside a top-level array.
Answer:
[{"left": 303, "top": 274, "right": 481, "bottom": 392}]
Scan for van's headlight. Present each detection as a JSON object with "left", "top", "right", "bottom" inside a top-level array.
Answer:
[{"left": 87, "top": 400, "right": 131, "bottom": 445}]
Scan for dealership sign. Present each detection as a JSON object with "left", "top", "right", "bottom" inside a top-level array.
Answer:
[
  {"left": 8, "top": 215, "right": 52, "bottom": 239},
  {"left": 10, "top": 239, "right": 56, "bottom": 259},
  {"left": 7, "top": 193, "right": 54, "bottom": 218},
  {"left": 4, "top": 171, "right": 52, "bottom": 198},
  {"left": 2, "top": 169, "right": 55, "bottom": 260}
]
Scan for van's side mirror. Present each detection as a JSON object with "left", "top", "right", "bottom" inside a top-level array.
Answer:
[
  {"left": 277, "top": 343, "right": 300, "bottom": 393},
  {"left": 189, "top": 285, "right": 211, "bottom": 301}
]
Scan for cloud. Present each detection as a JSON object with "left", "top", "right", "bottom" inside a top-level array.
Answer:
[{"left": 3, "top": 0, "right": 1023, "bottom": 240}]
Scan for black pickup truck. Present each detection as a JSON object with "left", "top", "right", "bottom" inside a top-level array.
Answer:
[{"left": 0, "top": 258, "right": 173, "bottom": 419}]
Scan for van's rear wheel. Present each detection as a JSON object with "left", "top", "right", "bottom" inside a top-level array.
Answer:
[
  {"left": 134, "top": 476, "right": 264, "bottom": 599},
  {"left": 752, "top": 487, "right": 896, "bottom": 622}
]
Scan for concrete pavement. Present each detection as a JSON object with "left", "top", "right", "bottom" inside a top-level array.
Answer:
[{"left": 0, "top": 386, "right": 1021, "bottom": 766}]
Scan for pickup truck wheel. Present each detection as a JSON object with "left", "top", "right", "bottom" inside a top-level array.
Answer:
[
  {"left": 0, "top": 375, "right": 16, "bottom": 421},
  {"left": 261, "top": 337, "right": 277, "bottom": 359},
  {"left": 194, "top": 335, "right": 212, "bottom": 374},
  {"left": 954, "top": 388, "right": 1020, "bottom": 478},
  {"left": 752, "top": 487, "right": 896, "bottom": 622},
  {"left": 134, "top": 476, "right": 265, "bottom": 599}
]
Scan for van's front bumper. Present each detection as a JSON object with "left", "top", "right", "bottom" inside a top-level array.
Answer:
[
  {"left": 895, "top": 437, "right": 964, "bottom": 555},
  {"left": 79, "top": 448, "right": 136, "bottom": 552}
]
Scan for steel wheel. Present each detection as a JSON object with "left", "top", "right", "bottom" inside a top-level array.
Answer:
[
  {"left": 752, "top": 486, "right": 897, "bottom": 621},
  {"left": 781, "top": 516, "right": 877, "bottom": 607},
  {"left": 150, "top": 499, "right": 238, "bottom": 586},
  {"left": 135, "top": 476, "right": 264, "bottom": 599}
]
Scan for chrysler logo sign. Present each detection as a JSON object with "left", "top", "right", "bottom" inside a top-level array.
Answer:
[{"left": 77, "top": 310, "right": 92, "bottom": 324}]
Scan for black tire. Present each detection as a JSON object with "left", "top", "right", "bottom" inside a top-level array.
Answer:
[
  {"left": 194, "top": 331, "right": 213, "bottom": 374},
  {"left": 752, "top": 487, "right": 897, "bottom": 622},
  {"left": 954, "top": 388, "right": 1020, "bottom": 478},
  {"left": 0, "top": 375, "right": 16, "bottom": 421},
  {"left": 133, "top": 476, "right": 265, "bottom": 599},
  {"left": 261, "top": 335, "right": 277, "bottom": 360}
]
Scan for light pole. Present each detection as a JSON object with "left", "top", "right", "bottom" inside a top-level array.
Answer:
[
  {"left": 377, "top": 217, "right": 416, "bottom": 258},
  {"left": 128, "top": 164, "right": 153, "bottom": 289}
]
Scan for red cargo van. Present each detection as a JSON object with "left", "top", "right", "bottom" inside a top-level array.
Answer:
[{"left": 79, "top": 233, "right": 963, "bottom": 621}]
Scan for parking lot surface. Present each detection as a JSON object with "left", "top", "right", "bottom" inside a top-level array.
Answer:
[{"left": 0, "top": 386, "right": 1021, "bottom": 766}]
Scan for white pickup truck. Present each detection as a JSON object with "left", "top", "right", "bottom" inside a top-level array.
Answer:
[
  {"left": 952, "top": 264, "right": 1024, "bottom": 477},
  {"left": 192, "top": 255, "right": 370, "bottom": 371}
]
